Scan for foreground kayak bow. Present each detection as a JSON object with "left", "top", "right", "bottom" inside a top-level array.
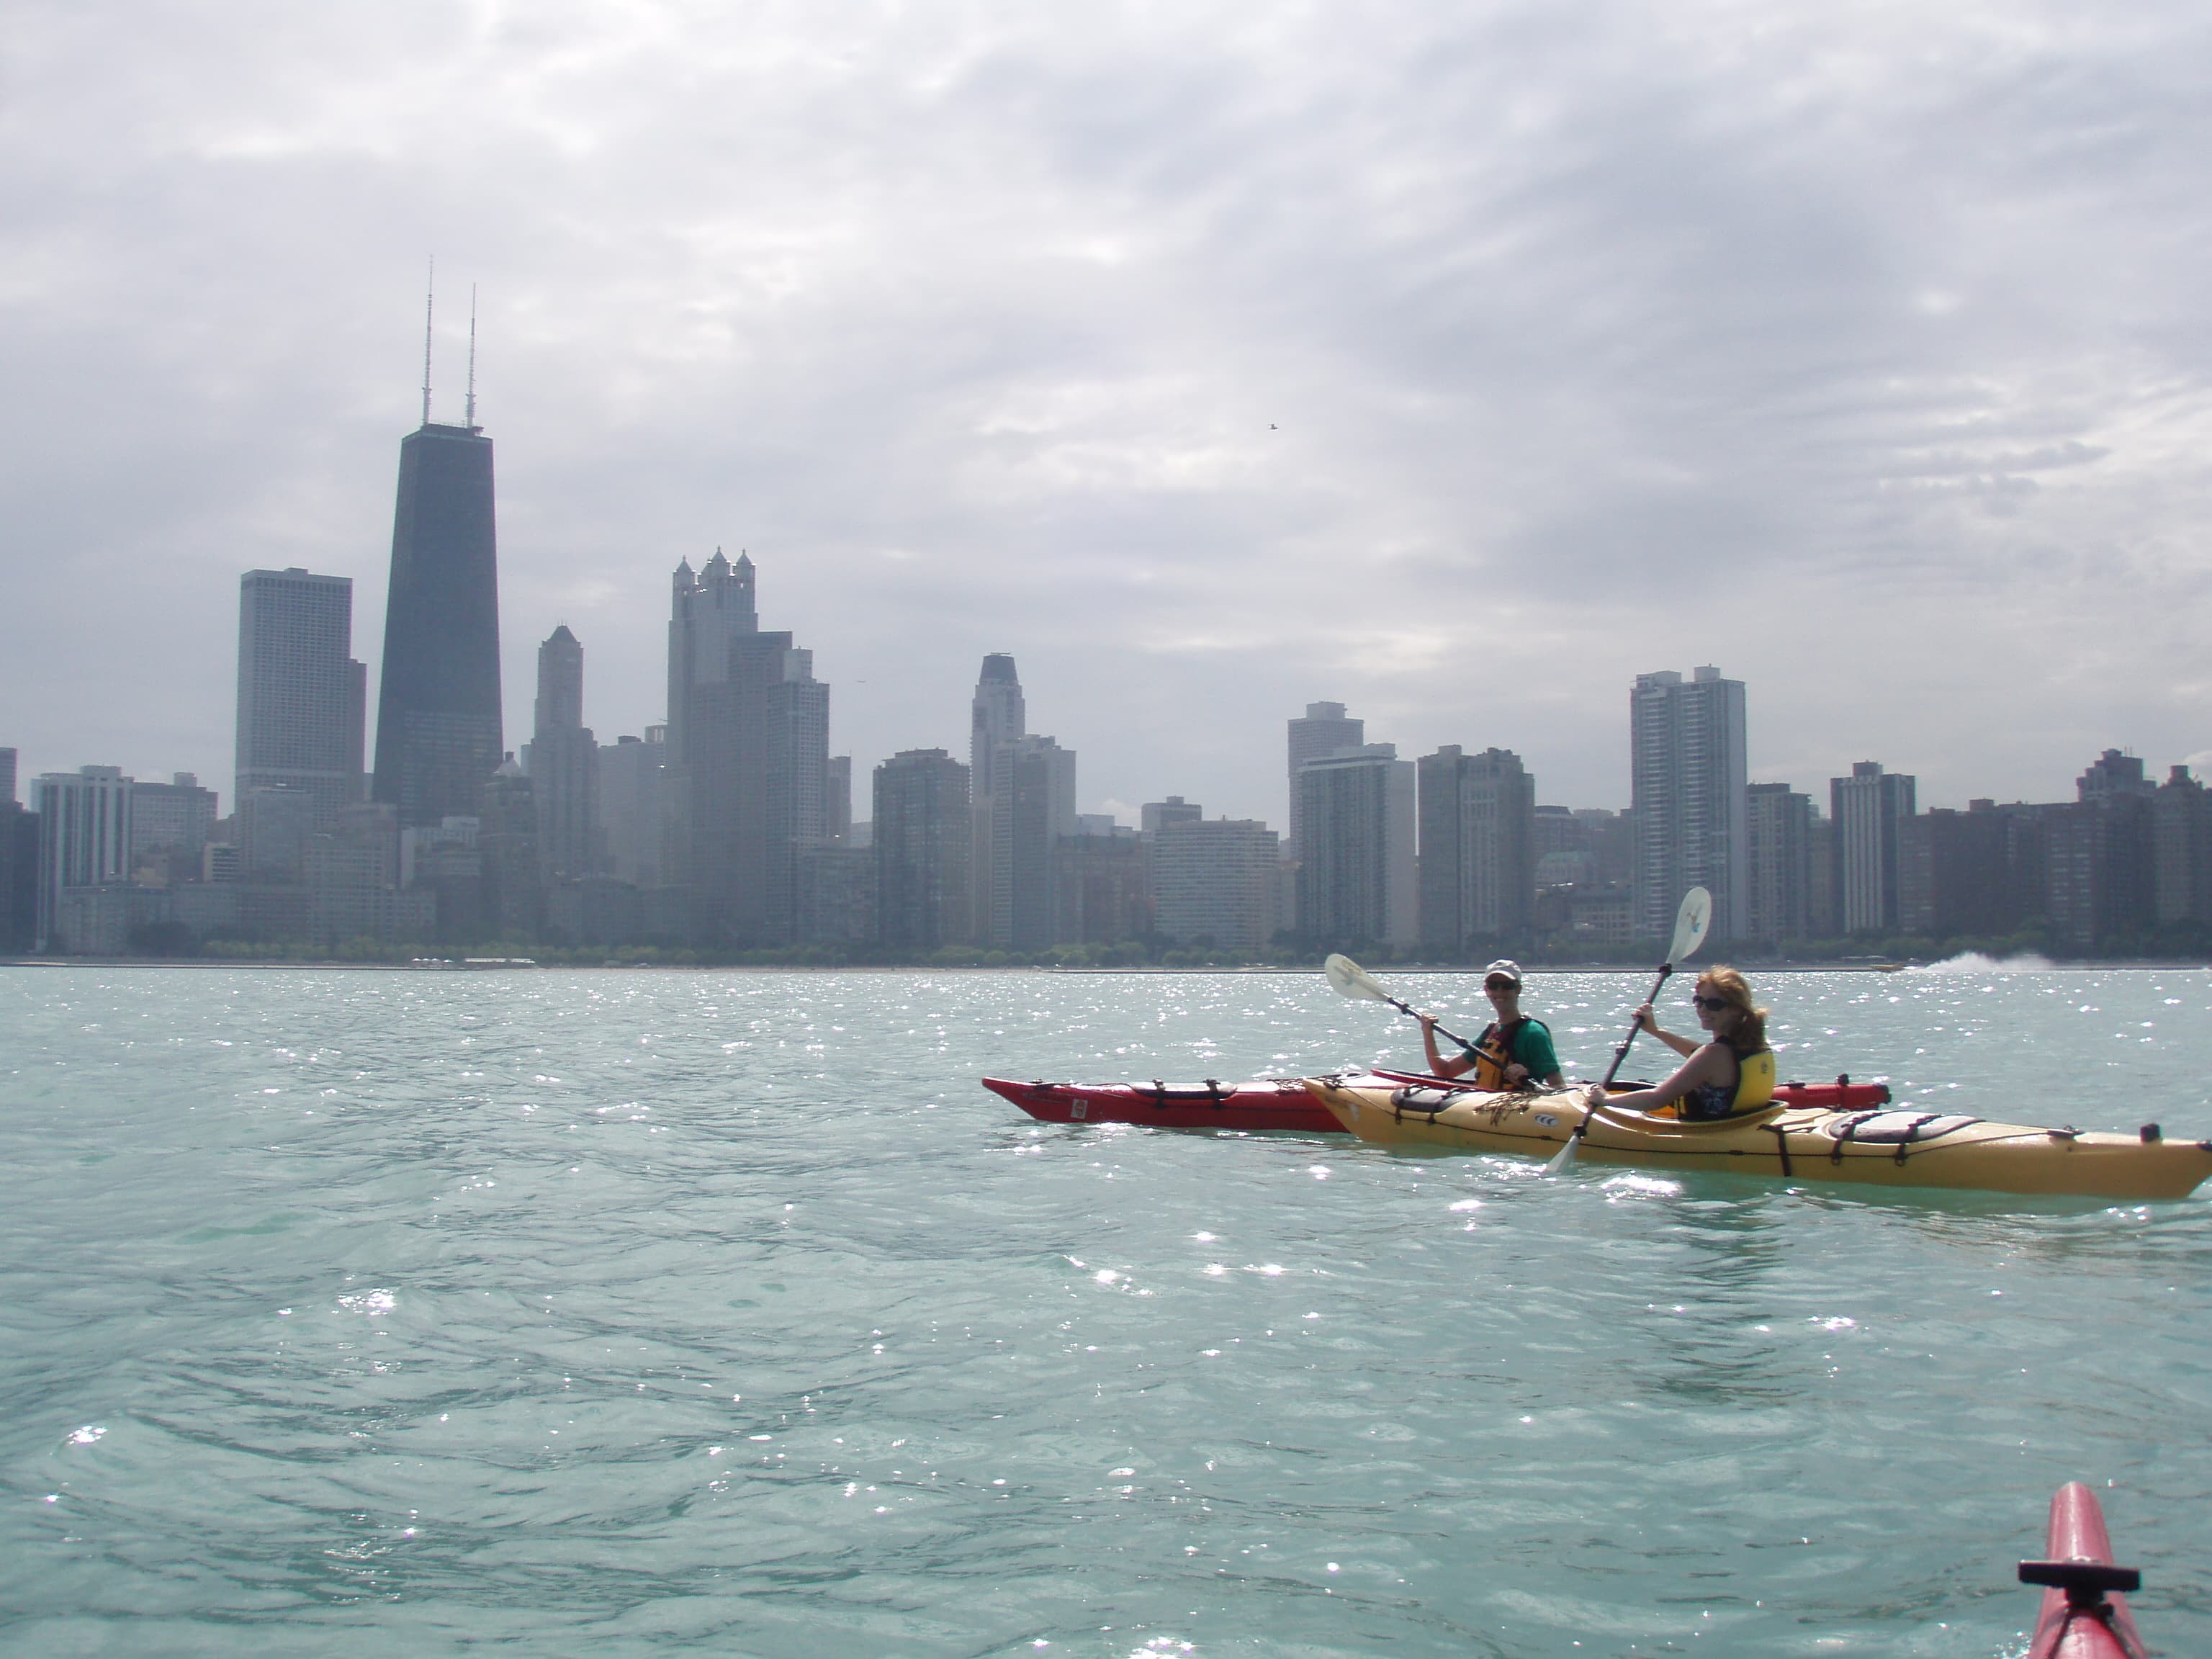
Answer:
[{"left": 2022, "top": 1482, "right": 2146, "bottom": 1659}]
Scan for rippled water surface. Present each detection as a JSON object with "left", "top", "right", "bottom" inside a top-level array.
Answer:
[{"left": 4, "top": 963, "right": 2211, "bottom": 1657}]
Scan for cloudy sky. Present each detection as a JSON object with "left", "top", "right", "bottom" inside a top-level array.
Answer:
[{"left": 6, "top": 0, "right": 2210, "bottom": 827}]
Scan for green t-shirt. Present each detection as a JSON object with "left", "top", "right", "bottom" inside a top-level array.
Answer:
[{"left": 1460, "top": 1017, "right": 1560, "bottom": 1084}]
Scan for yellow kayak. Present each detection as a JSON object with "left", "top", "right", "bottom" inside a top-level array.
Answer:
[{"left": 1308, "top": 1074, "right": 2212, "bottom": 1200}]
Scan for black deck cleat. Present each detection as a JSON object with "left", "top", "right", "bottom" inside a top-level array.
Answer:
[{"left": 2019, "top": 1558, "right": 2141, "bottom": 1611}]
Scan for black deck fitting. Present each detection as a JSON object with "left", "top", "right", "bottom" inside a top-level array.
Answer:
[{"left": 2019, "top": 1558, "right": 2140, "bottom": 1612}]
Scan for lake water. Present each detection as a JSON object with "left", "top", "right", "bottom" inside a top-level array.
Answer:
[{"left": 3, "top": 961, "right": 2208, "bottom": 1657}]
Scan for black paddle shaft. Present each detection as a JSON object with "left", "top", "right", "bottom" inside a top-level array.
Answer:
[
  {"left": 1599, "top": 963, "right": 1676, "bottom": 1090},
  {"left": 1382, "top": 994, "right": 1473, "bottom": 1056}
]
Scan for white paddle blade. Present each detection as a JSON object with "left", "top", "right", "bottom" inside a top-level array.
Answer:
[
  {"left": 1324, "top": 953, "right": 1391, "bottom": 1004},
  {"left": 1668, "top": 886, "right": 1712, "bottom": 966},
  {"left": 1543, "top": 1133, "right": 1580, "bottom": 1176},
  {"left": 1546, "top": 1091, "right": 1604, "bottom": 1175}
]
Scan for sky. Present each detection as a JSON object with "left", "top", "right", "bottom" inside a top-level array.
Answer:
[{"left": 5, "top": 0, "right": 2211, "bottom": 828}]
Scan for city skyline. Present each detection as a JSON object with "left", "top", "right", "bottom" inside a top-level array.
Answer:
[
  {"left": 11, "top": 525, "right": 2209, "bottom": 842},
  {"left": 6, "top": 5, "right": 2211, "bottom": 824}
]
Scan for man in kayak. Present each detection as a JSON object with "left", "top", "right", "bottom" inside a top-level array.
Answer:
[
  {"left": 1589, "top": 966, "right": 1776, "bottom": 1120},
  {"left": 1419, "top": 959, "right": 1565, "bottom": 1091}
]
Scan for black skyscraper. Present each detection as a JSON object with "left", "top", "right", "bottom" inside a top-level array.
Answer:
[{"left": 372, "top": 421, "right": 503, "bottom": 827}]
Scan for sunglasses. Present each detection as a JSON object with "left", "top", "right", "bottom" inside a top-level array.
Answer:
[
  {"left": 1485, "top": 979, "right": 1518, "bottom": 993},
  {"left": 1691, "top": 994, "right": 1729, "bottom": 1011}
]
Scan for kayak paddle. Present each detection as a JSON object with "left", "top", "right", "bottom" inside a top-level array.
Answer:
[
  {"left": 1545, "top": 886, "right": 1712, "bottom": 1176},
  {"left": 1324, "top": 954, "right": 1474, "bottom": 1054}
]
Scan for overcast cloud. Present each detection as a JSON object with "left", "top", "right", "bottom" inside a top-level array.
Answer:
[{"left": 4, "top": 0, "right": 2210, "bottom": 825}]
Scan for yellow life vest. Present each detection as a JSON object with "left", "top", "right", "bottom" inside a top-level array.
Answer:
[
  {"left": 1645, "top": 1043, "right": 1777, "bottom": 1120},
  {"left": 1468, "top": 1020, "right": 1534, "bottom": 1091},
  {"left": 1734, "top": 1046, "right": 1776, "bottom": 1112}
]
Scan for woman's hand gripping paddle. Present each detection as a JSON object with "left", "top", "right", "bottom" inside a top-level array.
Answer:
[
  {"left": 1324, "top": 954, "right": 1473, "bottom": 1059},
  {"left": 1545, "top": 887, "right": 1712, "bottom": 1177}
]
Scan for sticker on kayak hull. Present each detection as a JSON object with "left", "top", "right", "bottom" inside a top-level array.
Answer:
[
  {"left": 1534, "top": 1112, "right": 1558, "bottom": 1128},
  {"left": 1071, "top": 1100, "right": 1088, "bottom": 1120}
]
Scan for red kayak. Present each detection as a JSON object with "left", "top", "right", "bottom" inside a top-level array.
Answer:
[
  {"left": 983, "top": 1071, "right": 1890, "bottom": 1133},
  {"left": 981, "top": 1075, "right": 1341, "bottom": 1132},
  {"left": 2021, "top": 1482, "right": 2146, "bottom": 1659}
]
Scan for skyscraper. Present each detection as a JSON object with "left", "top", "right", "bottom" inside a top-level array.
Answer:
[
  {"left": 596, "top": 729, "right": 666, "bottom": 889},
  {"left": 1629, "top": 667, "right": 1748, "bottom": 943},
  {"left": 1055, "top": 824, "right": 1148, "bottom": 947},
  {"left": 2152, "top": 766, "right": 2212, "bottom": 926},
  {"left": 531, "top": 626, "right": 598, "bottom": 886},
  {"left": 1141, "top": 796, "right": 1205, "bottom": 837},
  {"left": 2045, "top": 750, "right": 2154, "bottom": 950},
  {"left": 969, "top": 654, "right": 1027, "bottom": 944},
  {"left": 875, "top": 747, "right": 971, "bottom": 953},
  {"left": 1744, "top": 782, "right": 1813, "bottom": 947},
  {"left": 1286, "top": 702, "right": 1363, "bottom": 862},
  {"left": 1295, "top": 745, "right": 1416, "bottom": 948},
  {"left": 1416, "top": 745, "right": 1536, "bottom": 956},
  {"left": 824, "top": 756, "right": 853, "bottom": 843},
  {"left": 130, "top": 774, "right": 220, "bottom": 884},
  {"left": 1830, "top": 761, "right": 1916, "bottom": 935},
  {"left": 236, "top": 567, "right": 366, "bottom": 830},
  {"left": 0, "top": 749, "right": 30, "bottom": 952},
  {"left": 665, "top": 551, "right": 830, "bottom": 945},
  {"left": 991, "top": 733, "right": 1076, "bottom": 951},
  {"left": 30, "top": 765, "right": 134, "bottom": 952},
  {"left": 1153, "top": 817, "right": 1280, "bottom": 952},
  {"left": 372, "top": 416, "right": 503, "bottom": 827}
]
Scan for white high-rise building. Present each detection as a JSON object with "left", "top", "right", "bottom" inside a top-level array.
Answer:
[
  {"left": 1295, "top": 745, "right": 1417, "bottom": 948},
  {"left": 969, "top": 654, "right": 1027, "bottom": 944},
  {"left": 236, "top": 570, "right": 362, "bottom": 832},
  {"left": 1286, "top": 701, "right": 1363, "bottom": 863},
  {"left": 1629, "top": 666, "right": 1748, "bottom": 943},
  {"left": 30, "top": 765, "right": 135, "bottom": 951},
  {"left": 1830, "top": 762, "right": 1915, "bottom": 935},
  {"left": 1153, "top": 818, "right": 1281, "bottom": 952},
  {"left": 235, "top": 568, "right": 365, "bottom": 827}
]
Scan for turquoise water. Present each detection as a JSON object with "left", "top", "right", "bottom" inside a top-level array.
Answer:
[{"left": 3, "top": 962, "right": 2208, "bottom": 1657}]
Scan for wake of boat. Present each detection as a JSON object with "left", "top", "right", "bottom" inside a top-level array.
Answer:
[{"left": 1909, "top": 950, "right": 2056, "bottom": 974}]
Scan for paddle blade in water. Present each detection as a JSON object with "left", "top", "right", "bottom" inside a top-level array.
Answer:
[
  {"left": 1545, "top": 1121, "right": 1582, "bottom": 1176},
  {"left": 1325, "top": 953, "right": 1391, "bottom": 1004},
  {"left": 1668, "top": 887, "right": 1712, "bottom": 966}
]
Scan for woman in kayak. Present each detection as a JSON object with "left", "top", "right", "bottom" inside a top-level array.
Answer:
[
  {"left": 1419, "top": 959, "right": 1566, "bottom": 1090},
  {"left": 1590, "top": 965, "right": 1776, "bottom": 1120}
]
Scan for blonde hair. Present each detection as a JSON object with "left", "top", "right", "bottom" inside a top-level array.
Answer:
[{"left": 1697, "top": 966, "right": 1768, "bottom": 1051}]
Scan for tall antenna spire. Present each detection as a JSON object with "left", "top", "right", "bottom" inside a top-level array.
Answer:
[
  {"left": 420, "top": 257, "right": 436, "bottom": 428},
  {"left": 465, "top": 284, "right": 479, "bottom": 430}
]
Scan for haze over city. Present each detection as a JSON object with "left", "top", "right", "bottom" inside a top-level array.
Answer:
[{"left": 6, "top": 1, "right": 2211, "bottom": 823}]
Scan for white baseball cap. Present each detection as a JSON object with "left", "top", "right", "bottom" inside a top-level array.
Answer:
[{"left": 1482, "top": 958, "right": 1523, "bottom": 986}]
